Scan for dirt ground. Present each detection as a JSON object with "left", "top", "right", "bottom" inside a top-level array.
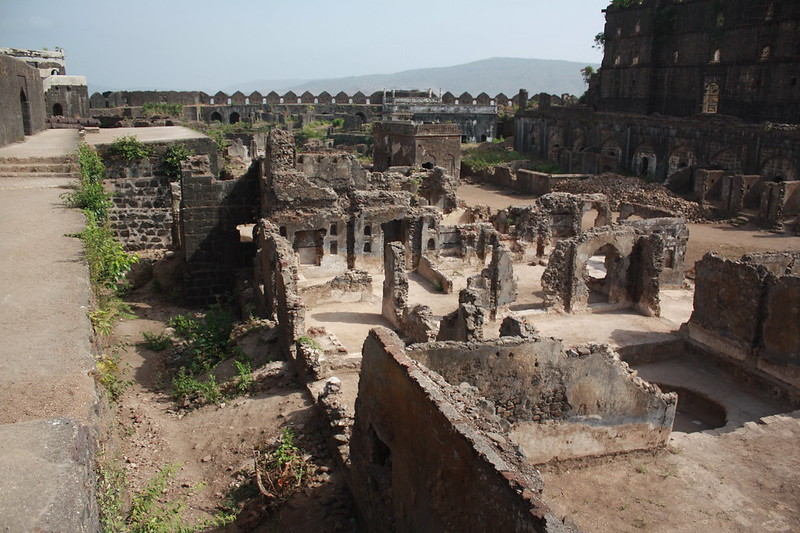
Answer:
[
  {"left": 104, "top": 256, "right": 354, "bottom": 532},
  {"left": 456, "top": 181, "right": 800, "bottom": 532}
]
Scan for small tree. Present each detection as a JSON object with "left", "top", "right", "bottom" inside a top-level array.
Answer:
[
  {"left": 581, "top": 66, "right": 596, "bottom": 85},
  {"left": 593, "top": 31, "right": 606, "bottom": 51}
]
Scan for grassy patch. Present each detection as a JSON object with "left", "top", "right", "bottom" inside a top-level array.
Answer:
[
  {"left": 99, "top": 461, "right": 236, "bottom": 532},
  {"left": 142, "top": 102, "right": 183, "bottom": 118},
  {"left": 141, "top": 331, "right": 172, "bottom": 352},
  {"left": 461, "top": 144, "right": 528, "bottom": 172}
]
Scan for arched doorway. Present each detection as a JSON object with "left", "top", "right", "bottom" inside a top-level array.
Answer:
[
  {"left": 584, "top": 243, "right": 621, "bottom": 306},
  {"left": 52, "top": 103, "right": 63, "bottom": 116},
  {"left": 20, "top": 89, "right": 32, "bottom": 135},
  {"left": 229, "top": 112, "right": 240, "bottom": 124},
  {"left": 210, "top": 111, "right": 222, "bottom": 122}
]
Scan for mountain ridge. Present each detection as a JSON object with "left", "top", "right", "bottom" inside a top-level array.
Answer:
[{"left": 90, "top": 57, "right": 596, "bottom": 97}]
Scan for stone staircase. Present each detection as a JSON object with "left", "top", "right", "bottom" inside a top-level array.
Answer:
[{"left": 0, "top": 155, "right": 79, "bottom": 179}]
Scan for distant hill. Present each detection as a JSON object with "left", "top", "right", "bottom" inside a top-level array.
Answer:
[
  {"left": 287, "top": 57, "right": 596, "bottom": 97},
  {"left": 89, "top": 57, "right": 598, "bottom": 97}
]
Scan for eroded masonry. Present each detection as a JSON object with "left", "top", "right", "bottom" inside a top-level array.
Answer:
[
  {"left": 84, "top": 107, "right": 797, "bottom": 529},
  {"left": 3, "top": 0, "right": 797, "bottom": 530}
]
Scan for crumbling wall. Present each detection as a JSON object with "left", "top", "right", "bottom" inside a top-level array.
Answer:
[
  {"left": 373, "top": 122, "right": 462, "bottom": 179},
  {"left": 300, "top": 270, "right": 373, "bottom": 307},
  {"left": 688, "top": 251, "right": 800, "bottom": 393},
  {"left": 408, "top": 337, "right": 675, "bottom": 465},
  {"left": 255, "top": 220, "right": 305, "bottom": 361},
  {"left": 718, "top": 175, "right": 764, "bottom": 215},
  {"left": 620, "top": 217, "right": 688, "bottom": 287},
  {"left": 759, "top": 181, "right": 800, "bottom": 228},
  {"left": 417, "top": 255, "right": 453, "bottom": 294},
  {"left": 542, "top": 226, "right": 663, "bottom": 315},
  {"left": 418, "top": 166, "right": 459, "bottom": 213},
  {"left": 436, "top": 298, "right": 485, "bottom": 342},
  {"left": 180, "top": 155, "right": 259, "bottom": 305},
  {"left": 466, "top": 240, "right": 518, "bottom": 319},
  {"left": 296, "top": 152, "right": 369, "bottom": 193},
  {"left": 510, "top": 193, "right": 611, "bottom": 260},
  {"left": 382, "top": 243, "right": 437, "bottom": 343},
  {"left": 350, "top": 328, "right": 572, "bottom": 533}
]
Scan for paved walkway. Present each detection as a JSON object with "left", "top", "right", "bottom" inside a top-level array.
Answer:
[
  {"left": 0, "top": 130, "right": 98, "bottom": 531},
  {"left": 0, "top": 129, "right": 79, "bottom": 158}
]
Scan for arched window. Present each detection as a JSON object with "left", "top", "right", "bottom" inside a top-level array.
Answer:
[
  {"left": 760, "top": 46, "right": 771, "bottom": 62},
  {"left": 711, "top": 49, "right": 721, "bottom": 63},
  {"left": 703, "top": 83, "right": 719, "bottom": 114},
  {"left": 364, "top": 225, "right": 372, "bottom": 236}
]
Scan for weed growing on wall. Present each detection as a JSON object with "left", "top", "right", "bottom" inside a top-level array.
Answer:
[
  {"left": 163, "top": 144, "right": 194, "bottom": 181},
  {"left": 109, "top": 135, "right": 151, "bottom": 161},
  {"left": 63, "top": 143, "right": 112, "bottom": 219}
]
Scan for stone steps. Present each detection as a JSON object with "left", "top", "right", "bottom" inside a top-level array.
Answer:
[
  {"left": 0, "top": 163, "right": 80, "bottom": 174},
  {"left": 0, "top": 157, "right": 79, "bottom": 180}
]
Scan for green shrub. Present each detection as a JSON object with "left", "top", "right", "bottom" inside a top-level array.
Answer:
[
  {"left": 142, "top": 102, "right": 183, "bottom": 118},
  {"left": 78, "top": 143, "right": 105, "bottom": 184},
  {"left": 95, "top": 349, "right": 131, "bottom": 402},
  {"left": 63, "top": 180, "right": 112, "bottom": 220},
  {"left": 142, "top": 331, "right": 172, "bottom": 351},
  {"left": 163, "top": 144, "right": 194, "bottom": 181},
  {"left": 109, "top": 135, "right": 151, "bottom": 161},
  {"left": 167, "top": 304, "right": 236, "bottom": 370},
  {"left": 234, "top": 360, "right": 254, "bottom": 395},
  {"left": 63, "top": 143, "right": 112, "bottom": 219},
  {"left": 297, "top": 335, "right": 322, "bottom": 351},
  {"left": 80, "top": 211, "right": 139, "bottom": 292},
  {"left": 256, "top": 428, "right": 313, "bottom": 503},
  {"left": 172, "top": 367, "right": 222, "bottom": 405}
]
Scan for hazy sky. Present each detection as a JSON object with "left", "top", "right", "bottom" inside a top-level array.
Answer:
[{"left": 1, "top": 0, "right": 609, "bottom": 92}]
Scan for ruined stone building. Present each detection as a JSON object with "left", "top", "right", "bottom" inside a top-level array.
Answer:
[
  {"left": 0, "top": 48, "right": 90, "bottom": 141},
  {"left": 382, "top": 89, "right": 498, "bottom": 142},
  {"left": 87, "top": 88, "right": 509, "bottom": 142},
  {"left": 515, "top": 0, "right": 800, "bottom": 228},
  {"left": 595, "top": 0, "right": 800, "bottom": 122},
  {"left": 372, "top": 122, "right": 462, "bottom": 179}
]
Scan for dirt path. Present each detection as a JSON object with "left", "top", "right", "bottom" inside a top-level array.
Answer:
[{"left": 542, "top": 411, "right": 800, "bottom": 532}]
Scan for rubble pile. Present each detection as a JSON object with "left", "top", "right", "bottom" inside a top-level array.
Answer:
[{"left": 551, "top": 174, "right": 710, "bottom": 222}]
